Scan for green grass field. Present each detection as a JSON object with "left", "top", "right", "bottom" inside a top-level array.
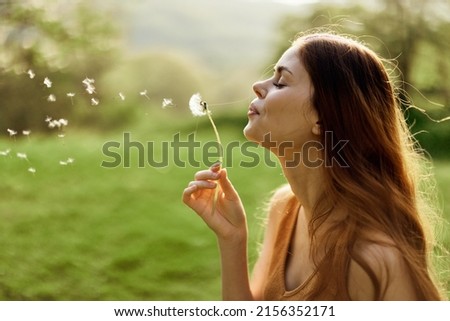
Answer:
[{"left": 0, "top": 117, "right": 449, "bottom": 300}]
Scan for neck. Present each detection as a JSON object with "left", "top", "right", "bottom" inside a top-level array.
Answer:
[
  {"left": 278, "top": 153, "right": 326, "bottom": 223},
  {"left": 278, "top": 152, "right": 348, "bottom": 233}
]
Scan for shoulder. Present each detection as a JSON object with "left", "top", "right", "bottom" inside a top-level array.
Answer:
[
  {"left": 349, "top": 240, "right": 418, "bottom": 300},
  {"left": 268, "top": 184, "right": 295, "bottom": 213},
  {"left": 264, "top": 184, "right": 295, "bottom": 227},
  {"left": 257, "top": 184, "right": 295, "bottom": 243}
]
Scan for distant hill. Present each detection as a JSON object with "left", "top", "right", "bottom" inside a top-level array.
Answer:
[{"left": 114, "top": 0, "right": 314, "bottom": 72}]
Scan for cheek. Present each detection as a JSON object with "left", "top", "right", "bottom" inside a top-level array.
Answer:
[{"left": 267, "top": 99, "right": 303, "bottom": 126}]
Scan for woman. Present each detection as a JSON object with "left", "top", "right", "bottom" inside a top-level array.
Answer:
[{"left": 182, "top": 32, "right": 445, "bottom": 300}]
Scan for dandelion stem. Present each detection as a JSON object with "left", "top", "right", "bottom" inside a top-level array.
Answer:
[
  {"left": 206, "top": 111, "right": 223, "bottom": 163},
  {"left": 205, "top": 107, "right": 223, "bottom": 215}
]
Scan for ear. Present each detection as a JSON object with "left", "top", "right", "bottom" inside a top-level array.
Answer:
[
  {"left": 312, "top": 121, "right": 321, "bottom": 136},
  {"left": 307, "top": 105, "right": 320, "bottom": 136}
]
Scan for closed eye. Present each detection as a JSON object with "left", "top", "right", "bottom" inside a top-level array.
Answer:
[{"left": 273, "top": 82, "right": 286, "bottom": 89}]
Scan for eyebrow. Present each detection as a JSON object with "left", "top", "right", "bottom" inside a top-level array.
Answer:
[{"left": 274, "top": 65, "right": 294, "bottom": 76}]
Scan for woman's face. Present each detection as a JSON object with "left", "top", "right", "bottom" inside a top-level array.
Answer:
[{"left": 244, "top": 45, "right": 318, "bottom": 153}]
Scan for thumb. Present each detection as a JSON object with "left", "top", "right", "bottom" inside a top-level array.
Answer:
[{"left": 218, "top": 168, "right": 238, "bottom": 200}]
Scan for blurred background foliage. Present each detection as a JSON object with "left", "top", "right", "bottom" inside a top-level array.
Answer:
[
  {"left": 0, "top": 0, "right": 449, "bottom": 300},
  {"left": 1, "top": 0, "right": 449, "bottom": 156}
]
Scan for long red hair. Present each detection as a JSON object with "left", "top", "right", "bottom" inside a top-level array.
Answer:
[{"left": 294, "top": 33, "right": 444, "bottom": 300}]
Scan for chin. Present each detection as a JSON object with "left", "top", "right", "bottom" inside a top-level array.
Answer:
[
  {"left": 243, "top": 124, "right": 256, "bottom": 142},
  {"left": 243, "top": 125, "right": 264, "bottom": 146}
]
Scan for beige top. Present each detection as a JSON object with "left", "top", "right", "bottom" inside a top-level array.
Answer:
[{"left": 262, "top": 197, "right": 340, "bottom": 300}]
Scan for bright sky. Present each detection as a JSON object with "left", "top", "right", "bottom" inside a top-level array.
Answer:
[
  {"left": 246, "top": 0, "right": 348, "bottom": 7},
  {"left": 272, "top": 0, "right": 320, "bottom": 5}
]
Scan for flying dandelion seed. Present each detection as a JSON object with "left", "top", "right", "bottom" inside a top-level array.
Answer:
[
  {"left": 22, "top": 130, "right": 31, "bottom": 136},
  {"left": 119, "top": 92, "right": 125, "bottom": 101},
  {"left": 66, "top": 92, "right": 75, "bottom": 105},
  {"left": 140, "top": 89, "right": 150, "bottom": 100},
  {"left": 47, "top": 94, "right": 56, "bottom": 102},
  {"left": 0, "top": 149, "right": 11, "bottom": 156},
  {"left": 91, "top": 98, "right": 99, "bottom": 106},
  {"left": 86, "top": 86, "right": 95, "bottom": 94},
  {"left": 27, "top": 69, "right": 35, "bottom": 79},
  {"left": 46, "top": 117, "right": 68, "bottom": 129},
  {"left": 17, "top": 152, "right": 27, "bottom": 160},
  {"left": 28, "top": 167, "right": 36, "bottom": 174},
  {"left": 59, "top": 158, "right": 73, "bottom": 165},
  {"left": 82, "top": 77, "right": 96, "bottom": 94},
  {"left": 58, "top": 134, "right": 65, "bottom": 138},
  {"left": 44, "top": 77, "right": 52, "bottom": 88},
  {"left": 82, "top": 77, "right": 95, "bottom": 85},
  {"left": 162, "top": 98, "right": 175, "bottom": 108},
  {"left": 7, "top": 129, "right": 17, "bottom": 137}
]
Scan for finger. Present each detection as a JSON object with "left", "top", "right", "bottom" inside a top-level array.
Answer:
[
  {"left": 194, "top": 169, "right": 220, "bottom": 181},
  {"left": 182, "top": 184, "right": 197, "bottom": 204},
  {"left": 218, "top": 168, "right": 238, "bottom": 199},
  {"left": 210, "top": 161, "right": 221, "bottom": 172},
  {"left": 194, "top": 162, "right": 221, "bottom": 179},
  {"left": 183, "top": 181, "right": 216, "bottom": 202},
  {"left": 189, "top": 180, "right": 217, "bottom": 188}
]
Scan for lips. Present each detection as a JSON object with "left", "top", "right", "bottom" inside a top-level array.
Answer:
[{"left": 248, "top": 104, "right": 260, "bottom": 116}]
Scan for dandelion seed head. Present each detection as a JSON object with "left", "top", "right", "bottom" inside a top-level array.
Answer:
[
  {"left": 27, "top": 69, "right": 35, "bottom": 79},
  {"left": 44, "top": 77, "right": 52, "bottom": 88},
  {"left": 59, "top": 161, "right": 68, "bottom": 166},
  {"left": 47, "top": 94, "right": 56, "bottom": 102},
  {"left": 28, "top": 167, "right": 36, "bottom": 173},
  {"left": 22, "top": 130, "right": 31, "bottom": 136},
  {"left": 139, "top": 90, "right": 147, "bottom": 96},
  {"left": 162, "top": 98, "right": 175, "bottom": 109},
  {"left": 119, "top": 92, "right": 125, "bottom": 101},
  {"left": 58, "top": 134, "right": 65, "bottom": 138},
  {"left": 66, "top": 157, "right": 74, "bottom": 164},
  {"left": 7, "top": 129, "right": 17, "bottom": 136},
  {"left": 189, "top": 93, "right": 208, "bottom": 117},
  {"left": 67, "top": 92, "right": 75, "bottom": 97},
  {"left": 17, "top": 152, "right": 27, "bottom": 159}
]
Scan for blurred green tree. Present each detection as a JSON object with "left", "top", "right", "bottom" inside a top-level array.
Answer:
[
  {"left": 101, "top": 51, "right": 205, "bottom": 112},
  {"left": 0, "top": 0, "right": 120, "bottom": 133},
  {"left": 271, "top": 0, "right": 450, "bottom": 157}
]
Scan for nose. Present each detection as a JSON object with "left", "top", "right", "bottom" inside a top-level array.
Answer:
[{"left": 252, "top": 80, "right": 266, "bottom": 99}]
